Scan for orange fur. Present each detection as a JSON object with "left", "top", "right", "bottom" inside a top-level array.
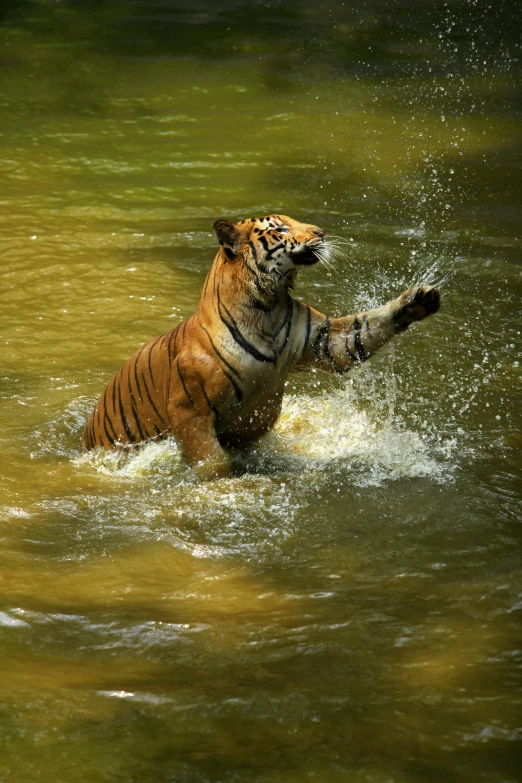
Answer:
[{"left": 82, "top": 214, "right": 440, "bottom": 477}]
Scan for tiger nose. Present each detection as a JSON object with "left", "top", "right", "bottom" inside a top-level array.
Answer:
[{"left": 313, "top": 227, "right": 325, "bottom": 238}]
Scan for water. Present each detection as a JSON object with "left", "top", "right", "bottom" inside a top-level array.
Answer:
[{"left": 1, "top": 1, "right": 521, "bottom": 781}]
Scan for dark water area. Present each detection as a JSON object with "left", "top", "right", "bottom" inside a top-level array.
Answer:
[{"left": 0, "top": 1, "right": 521, "bottom": 781}]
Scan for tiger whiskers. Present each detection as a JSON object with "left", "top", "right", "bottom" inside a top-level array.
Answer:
[
  {"left": 327, "top": 233, "right": 351, "bottom": 245},
  {"left": 326, "top": 235, "right": 353, "bottom": 263},
  {"left": 313, "top": 243, "right": 339, "bottom": 276},
  {"left": 324, "top": 238, "right": 348, "bottom": 256}
]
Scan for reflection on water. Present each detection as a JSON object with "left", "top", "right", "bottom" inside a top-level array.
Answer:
[{"left": 0, "top": 1, "right": 521, "bottom": 781}]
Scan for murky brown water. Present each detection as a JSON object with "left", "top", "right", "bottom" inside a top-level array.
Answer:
[{"left": 0, "top": 1, "right": 521, "bottom": 781}]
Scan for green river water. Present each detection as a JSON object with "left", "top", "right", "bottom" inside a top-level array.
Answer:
[{"left": 0, "top": 1, "right": 521, "bottom": 781}]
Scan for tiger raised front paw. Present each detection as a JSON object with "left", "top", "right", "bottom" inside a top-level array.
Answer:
[{"left": 394, "top": 285, "right": 441, "bottom": 331}]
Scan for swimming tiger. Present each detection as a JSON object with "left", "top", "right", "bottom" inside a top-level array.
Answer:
[{"left": 82, "top": 214, "right": 440, "bottom": 477}]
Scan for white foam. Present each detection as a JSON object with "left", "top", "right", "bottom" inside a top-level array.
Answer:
[
  {"left": 0, "top": 611, "right": 30, "bottom": 628},
  {"left": 270, "top": 389, "right": 450, "bottom": 484},
  {"left": 80, "top": 386, "right": 451, "bottom": 487}
]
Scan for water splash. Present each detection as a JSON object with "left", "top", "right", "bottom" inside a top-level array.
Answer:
[
  {"left": 270, "top": 388, "right": 452, "bottom": 485},
  {"left": 79, "top": 384, "right": 453, "bottom": 488}
]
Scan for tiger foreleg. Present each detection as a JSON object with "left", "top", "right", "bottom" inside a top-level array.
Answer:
[
  {"left": 298, "top": 285, "right": 440, "bottom": 374},
  {"left": 167, "top": 358, "right": 232, "bottom": 479},
  {"left": 168, "top": 406, "right": 232, "bottom": 479}
]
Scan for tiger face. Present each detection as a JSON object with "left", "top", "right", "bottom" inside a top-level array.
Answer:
[{"left": 213, "top": 214, "right": 327, "bottom": 290}]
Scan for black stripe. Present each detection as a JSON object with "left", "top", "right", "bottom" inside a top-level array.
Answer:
[
  {"left": 102, "top": 414, "right": 115, "bottom": 447},
  {"left": 325, "top": 345, "right": 344, "bottom": 374},
  {"left": 312, "top": 317, "right": 331, "bottom": 362},
  {"left": 102, "top": 387, "right": 118, "bottom": 443},
  {"left": 141, "top": 364, "right": 168, "bottom": 425},
  {"left": 176, "top": 361, "right": 195, "bottom": 407},
  {"left": 96, "top": 408, "right": 105, "bottom": 446},
  {"left": 217, "top": 288, "right": 276, "bottom": 364},
  {"left": 87, "top": 410, "right": 96, "bottom": 448},
  {"left": 133, "top": 345, "right": 147, "bottom": 403},
  {"left": 344, "top": 337, "right": 357, "bottom": 363},
  {"left": 112, "top": 368, "right": 122, "bottom": 431},
  {"left": 117, "top": 377, "right": 136, "bottom": 444},
  {"left": 104, "top": 411, "right": 117, "bottom": 444},
  {"left": 200, "top": 381, "right": 219, "bottom": 416},
  {"left": 91, "top": 410, "right": 98, "bottom": 447},
  {"left": 163, "top": 331, "right": 173, "bottom": 371},
  {"left": 147, "top": 335, "right": 163, "bottom": 391},
  {"left": 258, "top": 235, "right": 269, "bottom": 252},
  {"left": 147, "top": 420, "right": 163, "bottom": 440},
  {"left": 223, "top": 370, "right": 244, "bottom": 405},
  {"left": 266, "top": 243, "right": 284, "bottom": 260},
  {"left": 212, "top": 264, "right": 220, "bottom": 298},
  {"left": 363, "top": 315, "right": 371, "bottom": 337},
  {"left": 273, "top": 295, "right": 292, "bottom": 338},
  {"left": 93, "top": 407, "right": 101, "bottom": 447},
  {"left": 321, "top": 318, "right": 344, "bottom": 373},
  {"left": 147, "top": 340, "right": 157, "bottom": 388},
  {"left": 247, "top": 296, "right": 276, "bottom": 313},
  {"left": 127, "top": 365, "right": 147, "bottom": 442},
  {"left": 244, "top": 255, "right": 260, "bottom": 280},
  {"left": 277, "top": 296, "right": 294, "bottom": 354},
  {"left": 134, "top": 345, "right": 161, "bottom": 425},
  {"left": 200, "top": 324, "right": 243, "bottom": 380},
  {"left": 354, "top": 318, "right": 369, "bottom": 362}
]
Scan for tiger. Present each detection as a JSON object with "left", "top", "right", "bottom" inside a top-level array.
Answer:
[{"left": 82, "top": 214, "right": 440, "bottom": 478}]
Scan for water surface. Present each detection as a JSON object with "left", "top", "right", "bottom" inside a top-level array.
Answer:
[{"left": 0, "top": 2, "right": 521, "bottom": 781}]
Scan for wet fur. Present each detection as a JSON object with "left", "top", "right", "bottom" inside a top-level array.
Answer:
[{"left": 83, "top": 214, "right": 440, "bottom": 478}]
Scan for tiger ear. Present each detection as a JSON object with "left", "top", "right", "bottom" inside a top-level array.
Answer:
[{"left": 213, "top": 219, "right": 241, "bottom": 252}]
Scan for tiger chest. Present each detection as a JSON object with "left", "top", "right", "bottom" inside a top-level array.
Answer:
[{"left": 212, "top": 344, "right": 297, "bottom": 446}]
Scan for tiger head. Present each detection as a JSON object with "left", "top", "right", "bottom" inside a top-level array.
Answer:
[{"left": 213, "top": 214, "right": 327, "bottom": 297}]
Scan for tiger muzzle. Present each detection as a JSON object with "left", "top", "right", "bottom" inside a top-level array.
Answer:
[{"left": 291, "top": 242, "right": 323, "bottom": 266}]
